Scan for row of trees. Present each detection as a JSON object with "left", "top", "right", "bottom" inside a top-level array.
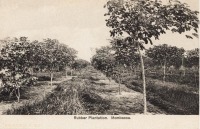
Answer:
[
  {"left": 101, "top": 0, "right": 198, "bottom": 114},
  {"left": 91, "top": 44, "right": 199, "bottom": 91},
  {"left": 0, "top": 37, "right": 78, "bottom": 102},
  {"left": 146, "top": 45, "right": 199, "bottom": 82},
  {"left": 146, "top": 45, "right": 199, "bottom": 69}
]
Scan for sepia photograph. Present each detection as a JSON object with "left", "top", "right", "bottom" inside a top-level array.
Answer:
[{"left": 0, "top": 0, "right": 199, "bottom": 120}]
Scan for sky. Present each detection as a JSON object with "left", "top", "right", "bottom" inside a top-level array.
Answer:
[{"left": 0, "top": 0, "right": 199, "bottom": 61}]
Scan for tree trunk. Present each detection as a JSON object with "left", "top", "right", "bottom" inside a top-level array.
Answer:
[
  {"left": 182, "top": 56, "right": 185, "bottom": 76},
  {"left": 108, "top": 76, "right": 111, "bottom": 86},
  {"left": 118, "top": 75, "right": 121, "bottom": 95},
  {"left": 44, "top": 85, "right": 46, "bottom": 98},
  {"left": 66, "top": 69, "right": 68, "bottom": 78},
  {"left": 131, "top": 65, "right": 137, "bottom": 76},
  {"left": 194, "top": 73, "right": 197, "bottom": 87},
  {"left": 17, "top": 88, "right": 20, "bottom": 103},
  {"left": 71, "top": 69, "right": 73, "bottom": 76},
  {"left": 134, "top": 67, "right": 137, "bottom": 76},
  {"left": 130, "top": 66, "right": 133, "bottom": 76},
  {"left": 29, "top": 67, "right": 33, "bottom": 75},
  {"left": 50, "top": 72, "right": 53, "bottom": 86},
  {"left": 15, "top": 87, "right": 20, "bottom": 103},
  {"left": 163, "top": 58, "right": 166, "bottom": 83},
  {"left": 138, "top": 45, "right": 147, "bottom": 115},
  {"left": 9, "top": 89, "right": 15, "bottom": 100}
]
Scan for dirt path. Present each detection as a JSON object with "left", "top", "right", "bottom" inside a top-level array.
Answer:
[
  {"left": 90, "top": 73, "right": 167, "bottom": 115},
  {"left": 0, "top": 75, "right": 73, "bottom": 115}
]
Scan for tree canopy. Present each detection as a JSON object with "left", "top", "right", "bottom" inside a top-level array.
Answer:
[
  {"left": 105, "top": 0, "right": 199, "bottom": 48},
  {"left": 145, "top": 44, "right": 185, "bottom": 68},
  {"left": 91, "top": 46, "right": 116, "bottom": 77},
  {"left": 185, "top": 48, "right": 199, "bottom": 68}
]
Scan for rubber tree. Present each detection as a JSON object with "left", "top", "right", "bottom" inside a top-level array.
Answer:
[
  {"left": 104, "top": 0, "right": 199, "bottom": 114},
  {"left": 65, "top": 47, "right": 77, "bottom": 77},
  {"left": 145, "top": 44, "right": 185, "bottom": 82},
  {"left": 40, "top": 39, "right": 77, "bottom": 86},
  {"left": 110, "top": 38, "right": 140, "bottom": 77},
  {"left": 0, "top": 37, "right": 35, "bottom": 102},
  {"left": 110, "top": 38, "right": 141, "bottom": 95}
]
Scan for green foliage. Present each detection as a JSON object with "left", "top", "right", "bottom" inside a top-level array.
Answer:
[
  {"left": 71, "top": 59, "right": 90, "bottom": 72},
  {"left": 38, "top": 38, "right": 77, "bottom": 72},
  {"left": 91, "top": 44, "right": 139, "bottom": 81},
  {"left": 91, "top": 46, "right": 116, "bottom": 78},
  {"left": 0, "top": 37, "right": 78, "bottom": 101},
  {"left": 105, "top": 0, "right": 198, "bottom": 47},
  {"left": 110, "top": 38, "right": 140, "bottom": 68},
  {"left": 185, "top": 48, "right": 199, "bottom": 68},
  {"left": 145, "top": 44, "right": 185, "bottom": 68},
  {"left": 0, "top": 37, "right": 38, "bottom": 101}
]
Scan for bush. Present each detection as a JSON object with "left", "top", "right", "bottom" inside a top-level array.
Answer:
[
  {"left": 22, "top": 76, "right": 38, "bottom": 86},
  {"left": 0, "top": 86, "right": 29, "bottom": 101}
]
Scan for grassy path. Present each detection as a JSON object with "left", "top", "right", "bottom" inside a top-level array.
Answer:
[
  {"left": 86, "top": 73, "right": 166, "bottom": 115},
  {"left": 94, "top": 80, "right": 165, "bottom": 115}
]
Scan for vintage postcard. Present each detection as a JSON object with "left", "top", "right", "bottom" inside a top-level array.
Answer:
[{"left": 0, "top": 0, "right": 199, "bottom": 129}]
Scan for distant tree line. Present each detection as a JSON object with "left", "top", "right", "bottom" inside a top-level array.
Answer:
[{"left": 92, "top": 44, "right": 199, "bottom": 82}]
